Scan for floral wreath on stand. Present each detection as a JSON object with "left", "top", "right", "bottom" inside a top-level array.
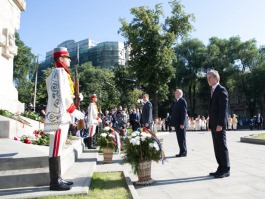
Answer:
[
  {"left": 122, "top": 127, "right": 165, "bottom": 185},
  {"left": 97, "top": 126, "right": 120, "bottom": 153}
]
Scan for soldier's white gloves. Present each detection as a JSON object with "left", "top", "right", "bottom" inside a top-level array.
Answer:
[
  {"left": 72, "top": 93, "right": 84, "bottom": 101},
  {"left": 79, "top": 93, "right": 84, "bottom": 101},
  {"left": 71, "top": 110, "right": 85, "bottom": 120}
]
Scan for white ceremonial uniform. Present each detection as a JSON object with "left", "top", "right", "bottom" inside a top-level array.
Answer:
[
  {"left": 44, "top": 68, "right": 74, "bottom": 157},
  {"left": 87, "top": 102, "right": 99, "bottom": 137}
]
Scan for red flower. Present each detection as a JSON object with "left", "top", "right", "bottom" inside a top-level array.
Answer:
[
  {"left": 14, "top": 136, "right": 20, "bottom": 141},
  {"left": 111, "top": 140, "right": 117, "bottom": 146},
  {"left": 24, "top": 138, "right": 31, "bottom": 144}
]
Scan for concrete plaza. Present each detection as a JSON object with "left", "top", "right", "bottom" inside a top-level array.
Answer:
[
  {"left": 97, "top": 129, "right": 265, "bottom": 199},
  {"left": 0, "top": 129, "right": 264, "bottom": 199}
]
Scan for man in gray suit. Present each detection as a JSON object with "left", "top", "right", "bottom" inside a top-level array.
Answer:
[
  {"left": 141, "top": 93, "right": 153, "bottom": 130},
  {"left": 207, "top": 70, "right": 230, "bottom": 178}
]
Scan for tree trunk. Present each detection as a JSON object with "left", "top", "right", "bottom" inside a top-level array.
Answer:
[
  {"left": 192, "top": 84, "right": 196, "bottom": 115},
  {"left": 153, "top": 94, "right": 158, "bottom": 119}
]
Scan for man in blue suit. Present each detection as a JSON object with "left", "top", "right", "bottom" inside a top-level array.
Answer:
[
  {"left": 141, "top": 93, "right": 153, "bottom": 130},
  {"left": 171, "top": 89, "right": 187, "bottom": 157},
  {"left": 207, "top": 70, "right": 230, "bottom": 178}
]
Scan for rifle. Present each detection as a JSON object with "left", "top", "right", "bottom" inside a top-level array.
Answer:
[{"left": 74, "top": 44, "right": 86, "bottom": 130}]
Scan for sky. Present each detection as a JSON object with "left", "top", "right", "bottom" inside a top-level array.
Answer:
[{"left": 18, "top": 0, "right": 265, "bottom": 61}]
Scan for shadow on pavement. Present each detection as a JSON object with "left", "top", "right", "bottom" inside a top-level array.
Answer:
[{"left": 135, "top": 175, "right": 214, "bottom": 188}]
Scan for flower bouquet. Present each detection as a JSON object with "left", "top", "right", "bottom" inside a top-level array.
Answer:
[
  {"left": 122, "top": 127, "right": 165, "bottom": 184},
  {"left": 97, "top": 126, "right": 120, "bottom": 163},
  {"left": 15, "top": 129, "right": 50, "bottom": 146},
  {"left": 97, "top": 127, "right": 117, "bottom": 149}
]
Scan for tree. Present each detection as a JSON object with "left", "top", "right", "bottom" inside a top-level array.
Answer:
[
  {"left": 35, "top": 67, "right": 53, "bottom": 107},
  {"left": 118, "top": 0, "right": 194, "bottom": 118},
  {"left": 174, "top": 38, "right": 206, "bottom": 116},
  {"left": 77, "top": 62, "right": 120, "bottom": 111},
  {"left": 113, "top": 65, "right": 142, "bottom": 109},
  {"left": 13, "top": 32, "right": 35, "bottom": 103},
  {"left": 206, "top": 37, "right": 261, "bottom": 117}
]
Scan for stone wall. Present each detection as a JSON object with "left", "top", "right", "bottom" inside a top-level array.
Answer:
[{"left": 0, "top": 0, "right": 26, "bottom": 113}]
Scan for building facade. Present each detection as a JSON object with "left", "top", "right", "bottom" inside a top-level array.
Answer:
[{"left": 40, "top": 38, "right": 127, "bottom": 69}]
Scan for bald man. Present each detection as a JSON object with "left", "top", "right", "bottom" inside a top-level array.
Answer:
[{"left": 171, "top": 89, "right": 188, "bottom": 157}]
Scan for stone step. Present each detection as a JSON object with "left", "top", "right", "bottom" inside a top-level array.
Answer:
[
  {"left": 0, "top": 148, "right": 98, "bottom": 199},
  {"left": 0, "top": 137, "right": 84, "bottom": 189},
  {"left": 0, "top": 168, "right": 49, "bottom": 189},
  {"left": 0, "top": 115, "right": 44, "bottom": 138},
  {"left": 0, "top": 157, "right": 48, "bottom": 171}
]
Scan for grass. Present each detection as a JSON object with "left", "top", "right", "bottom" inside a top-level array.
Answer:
[
  {"left": 39, "top": 171, "right": 133, "bottom": 199},
  {"left": 251, "top": 133, "right": 265, "bottom": 139}
]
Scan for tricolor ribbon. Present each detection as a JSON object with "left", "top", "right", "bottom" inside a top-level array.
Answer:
[{"left": 142, "top": 127, "right": 166, "bottom": 164}]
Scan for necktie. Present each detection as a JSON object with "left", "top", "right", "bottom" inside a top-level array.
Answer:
[{"left": 211, "top": 87, "right": 214, "bottom": 97}]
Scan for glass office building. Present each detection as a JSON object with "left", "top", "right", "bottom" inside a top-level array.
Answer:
[{"left": 40, "top": 38, "right": 126, "bottom": 69}]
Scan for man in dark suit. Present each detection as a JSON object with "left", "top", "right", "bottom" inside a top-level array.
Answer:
[
  {"left": 141, "top": 93, "right": 153, "bottom": 130},
  {"left": 171, "top": 89, "right": 187, "bottom": 157},
  {"left": 207, "top": 70, "right": 230, "bottom": 178},
  {"left": 130, "top": 108, "right": 140, "bottom": 131}
]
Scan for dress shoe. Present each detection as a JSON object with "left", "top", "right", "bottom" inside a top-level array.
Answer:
[
  {"left": 209, "top": 171, "right": 219, "bottom": 176},
  {"left": 175, "top": 154, "right": 187, "bottom": 157},
  {"left": 214, "top": 171, "right": 230, "bottom": 178}
]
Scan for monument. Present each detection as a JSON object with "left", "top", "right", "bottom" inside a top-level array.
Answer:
[{"left": 0, "top": 0, "right": 26, "bottom": 113}]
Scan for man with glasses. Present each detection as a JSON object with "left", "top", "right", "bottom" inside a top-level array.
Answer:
[{"left": 44, "top": 47, "right": 84, "bottom": 191}]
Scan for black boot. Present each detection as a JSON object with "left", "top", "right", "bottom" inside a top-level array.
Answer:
[
  {"left": 87, "top": 137, "right": 96, "bottom": 149},
  {"left": 49, "top": 157, "right": 71, "bottom": 191},
  {"left": 56, "top": 156, "right": 74, "bottom": 185}
]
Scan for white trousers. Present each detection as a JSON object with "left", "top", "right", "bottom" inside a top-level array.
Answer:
[
  {"left": 88, "top": 124, "right": 97, "bottom": 137},
  {"left": 49, "top": 124, "right": 69, "bottom": 157}
]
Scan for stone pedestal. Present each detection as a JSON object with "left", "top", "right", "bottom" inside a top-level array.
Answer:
[{"left": 0, "top": 0, "right": 26, "bottom": 113}]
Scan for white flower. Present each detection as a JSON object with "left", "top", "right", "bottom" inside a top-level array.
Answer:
[
  {"left": 149, "top": 143, "right": 154, "bottom": 148},
  {"left": 141, "top": 132, "right": 151, "bottom": 139},
  {"left": 109, "top": 134, "right": 115, "bottom": 138},
  {"left": 153, "top": 142, "right": 160, "bottom": 151},
  {"left": 100, "top": 133, "right": 107, "bottom": 138},
  {"left": 104, "top": 127, "right": 110, "bottom": 131},
  {"left": 130, "top": 137, "right": 140, "bottom": 146},
  {"left": 131, "top": 131, "right": 140, "bottom": 137},
  {"left": 148, "top": 141, "right": 160, "bottom": 151}
]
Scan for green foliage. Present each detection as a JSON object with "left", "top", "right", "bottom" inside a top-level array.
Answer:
[
  {"left": 20, "top": 111, "right": 44, "bottom": 122},
  {"left": 89, "top": 172, "right": 133, "bottom": 199},
  {"left": 122, "top": 128, "right": 162, "bottom": 174},
  {"left": 76, "top": 62, "right": 120, "bottom": 111},
  {"left": 113, "top": 65, "right": 142, "bottom": 108},
  {"left": 0, "top": 109, "right": 12, "bottom": 117},
  {"left": 119, "top": 0, "right": 194, "bottom": 117},
  {"left": 251, "top": 133, "right": 265, "bottom": 139},
  {"left": 174, "top": 38, "right": 207, "bottom": 115},
  {"left": 17, "top": 130, "right": 50, "bottom": 146},
  {"left": 96, "top": 127, "right": 117, "bottom": 149},
  {"left": 35, "top": 67, "right": 53, "bottom": 106},
  {"left": 39, "top": 172, "right": 132, "bottom": 199},
  {"left": 0, "top": 109, "right": 31, "bottom": 126},
  {"left": 14, "top": 32, "right": 35, "bottom": 103}
]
